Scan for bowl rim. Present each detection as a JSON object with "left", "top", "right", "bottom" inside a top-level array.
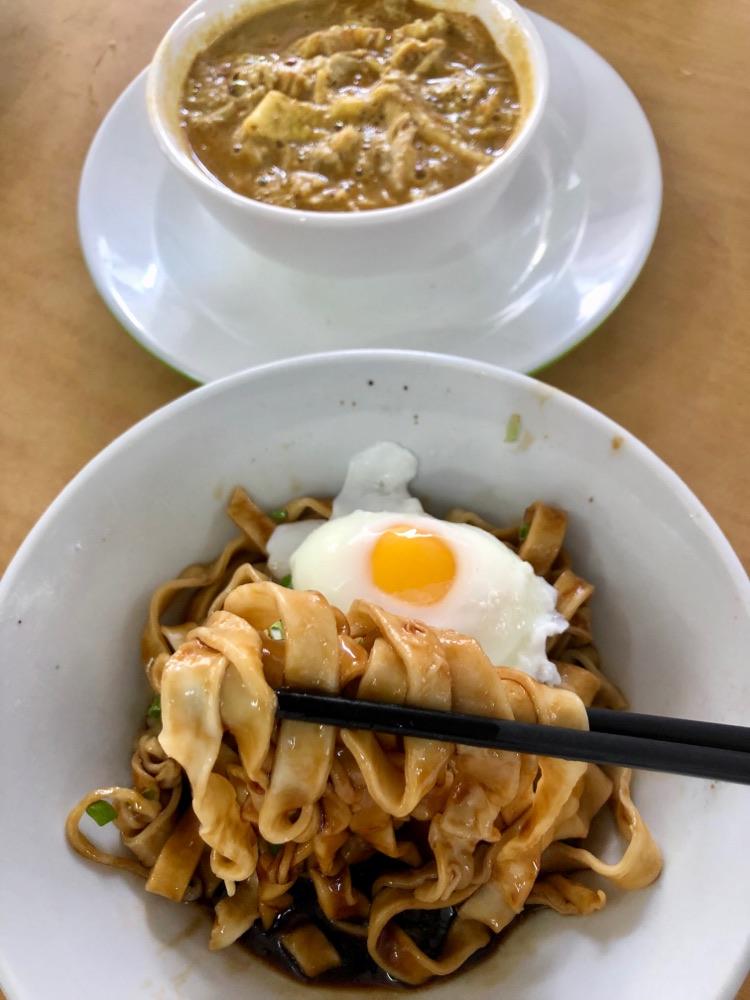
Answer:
[
  {"left": 2, "top": 350, "right": 747, "bottom": 607},
  {"left": 145, "top": 0, "right": 549, "bottom": 225}
]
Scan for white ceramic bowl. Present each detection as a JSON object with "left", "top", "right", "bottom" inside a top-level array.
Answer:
[
  {"left": 146, "top": 0, "right": 548, "bottom": 274},
  {"left": 1, "top": 351, "right": 748, "bottom": 1000}
]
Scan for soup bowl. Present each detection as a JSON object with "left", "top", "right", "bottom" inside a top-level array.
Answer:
[
  {"left": 146, "top": 0, "right": 548, "bottom": 274},
  {"left": 0, "top": 351, "right": 748, "bottom": 999}
]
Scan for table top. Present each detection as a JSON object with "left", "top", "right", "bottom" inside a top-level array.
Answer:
[{"left": 0, "top": 1, "right": 747, "bottom": 997}]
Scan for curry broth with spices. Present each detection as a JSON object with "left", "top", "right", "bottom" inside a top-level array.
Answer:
[{"left": 180, "top": 0, "right": 521, "bottom": 211}]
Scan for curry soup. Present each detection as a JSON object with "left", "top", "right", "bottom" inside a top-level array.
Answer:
[{"left": 180, "top": 0, "right": 521, "bottom": 211}]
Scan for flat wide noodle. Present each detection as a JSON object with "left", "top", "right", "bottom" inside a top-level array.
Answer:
[
  {"left": 67, "top": 496, "right": 661, "bottom": 986},
  {"left": 157, "top": 586, "right": 661, "bottom": 979}
]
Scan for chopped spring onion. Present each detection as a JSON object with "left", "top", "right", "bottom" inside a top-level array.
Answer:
[
  {"left": 518, "top": 522, "right": 530, "bottom": 542},
  {"left": 268, "top": 620, "right": 285, "bottom": 641},
  {"left": 270, "top": 508, "right": 288, "bottom": 523},
  {"left": 146, "top": 694, "right": 161, "bottom": 723},
  {"left": 86, "top": 800, "right": 117, "bottom": 827},
  {"left": 143, "top": 787, "right": 158, "bottom": 801},
  {"left": 280, "top": 574, "right": 293, "bottom": 588},
  {"left": 505, "top": 413, "right": 522, "bottom": 443}
]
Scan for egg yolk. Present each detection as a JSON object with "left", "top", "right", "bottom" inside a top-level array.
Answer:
[{"left": 370, "top": 524, "right": 456, "bottom": 605}]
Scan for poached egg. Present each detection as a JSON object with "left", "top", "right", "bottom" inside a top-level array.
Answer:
[{"left": 266, "top": 442, "right": 566, "bottom": 683}]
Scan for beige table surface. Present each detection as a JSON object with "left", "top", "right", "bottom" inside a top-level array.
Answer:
[{"left": 1, "top": 0, "right": 748, "bottom": 997}]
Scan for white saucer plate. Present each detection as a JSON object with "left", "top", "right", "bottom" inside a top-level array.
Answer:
[{"left": 79, "top": 13, "right": 661, "bottom": 383}]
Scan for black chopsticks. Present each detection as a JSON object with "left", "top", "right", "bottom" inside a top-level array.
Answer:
[{"left": 275, "top": 690, "right": 750, "bottom": 786}]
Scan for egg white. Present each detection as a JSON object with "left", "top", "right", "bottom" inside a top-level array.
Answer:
[{"left": 266, "top": 441, "right": 421, "bottom": 579}]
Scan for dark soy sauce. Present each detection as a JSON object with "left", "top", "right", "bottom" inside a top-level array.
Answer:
[
  {"left": 239, "top": 855, "right": 527, "bottom": 989},
  {"left": 242, "top": 857, "right": 427, "bottom": 988}
]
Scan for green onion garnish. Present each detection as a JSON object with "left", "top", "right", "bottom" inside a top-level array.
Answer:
[
  {"left": 270, "top": 509, "right": 288, "bottom": 523},
  {"left": 505, "top": 413, "right": 522, "bottom": 443},
  {"left": 268, "top": 620, "right": 285, "bottom": 641},
  {"left": 86, "top": 800, "right": 117, "bottom": 827},
  {"left": 143, "top": 787, "right": 158, "bottom": 801},
  {"left": 518, "top": 522, "right": 530, "bottom": 542},
  {"left": 280, "top": 574, "right": 292, "bottom": 588},
  {"left": 146, "top": 694, "right": 161, "bottom": 723}
]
